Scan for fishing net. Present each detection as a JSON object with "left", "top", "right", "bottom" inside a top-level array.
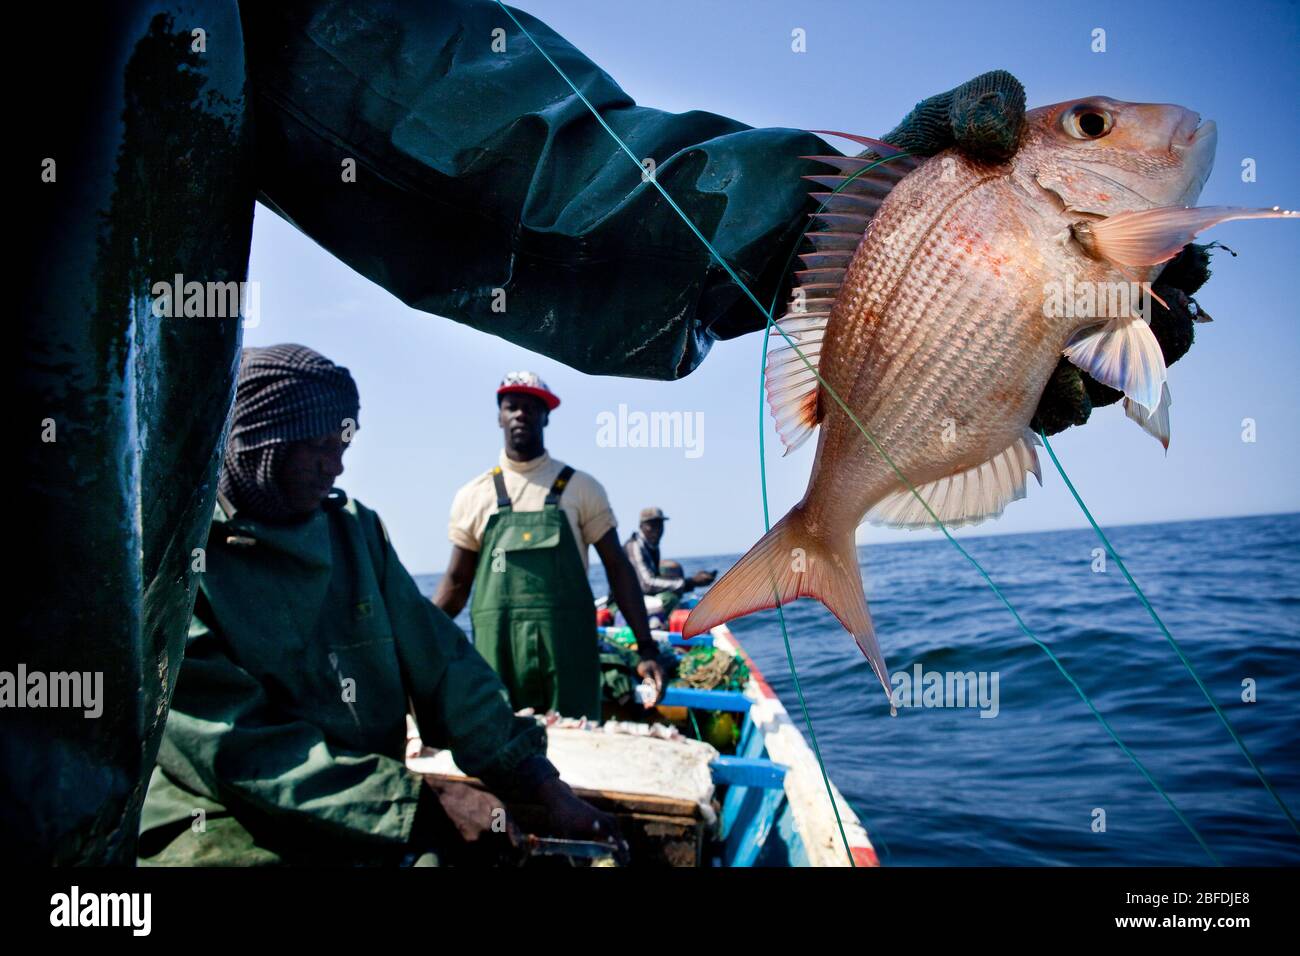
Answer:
[{"left": 675, "top": 646, "right": 750, "bottom": 693}]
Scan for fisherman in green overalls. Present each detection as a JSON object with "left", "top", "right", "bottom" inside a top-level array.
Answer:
[{"left": 435, "top": 373, "right": 665, "bottom": 720}]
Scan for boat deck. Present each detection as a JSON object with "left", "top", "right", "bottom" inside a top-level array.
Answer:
[{"left": 407, "top": 622, "right": 878, "bottom": 867}]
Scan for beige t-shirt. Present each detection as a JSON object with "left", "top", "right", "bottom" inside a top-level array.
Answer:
[{"left": 448, "top": 451, "right": 616, "bottom": 571}]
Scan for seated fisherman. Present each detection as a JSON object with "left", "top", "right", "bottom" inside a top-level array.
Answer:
[
  {"left": 138, "top": 345, "right": 615, "bottom": 866},
  {"left": 434, "top": 372, "right": 665, "bottom": 720},
  {"left": 625, "top": 508, "right": 716, "bottom": 615}
]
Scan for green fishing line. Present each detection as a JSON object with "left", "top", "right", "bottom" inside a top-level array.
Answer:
[
  {"left": 493, "top": 0, "right": 1217, "bottom": 865},
  {"left": 1039, "top": 429, "right": 1299, "bottom": 838}
]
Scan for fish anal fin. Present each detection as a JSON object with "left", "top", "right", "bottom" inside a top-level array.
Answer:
[{"left": 867, "top": 429, "right": 1043, "bottom": 530}]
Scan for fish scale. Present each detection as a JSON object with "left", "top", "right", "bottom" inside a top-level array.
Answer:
[{"left": 687, "top": 96, "right": 1295, "bottom": 695}]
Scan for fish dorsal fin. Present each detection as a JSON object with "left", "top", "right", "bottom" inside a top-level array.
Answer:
[
  {"left": 766, "top": 137, "right": 921, "bottom": 455},
  {"left": 866, "top": 429, "right": 1043, "bottom": 529},
  {"left": 766, "top": 308, "right": 830, "bottom": 453},
  {"left": 1124, "top": 382, "right": 1172, "bottom": 450}
]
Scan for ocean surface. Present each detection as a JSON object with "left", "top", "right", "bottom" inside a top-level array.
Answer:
[{"left": 417, "top": 512, "right": 1300, "bottom": 866}]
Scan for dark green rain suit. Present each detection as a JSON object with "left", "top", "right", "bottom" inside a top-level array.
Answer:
[
  {"left": 138, "top": 494, "right": 546, "bottom": 865},
  {"left": 13, "top": 0, "right": 1206, "bottom": 863}
]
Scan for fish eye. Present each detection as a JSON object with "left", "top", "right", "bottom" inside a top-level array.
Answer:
[{"left": 1062, "top": 105, "right": 1114, "bottom": 140}]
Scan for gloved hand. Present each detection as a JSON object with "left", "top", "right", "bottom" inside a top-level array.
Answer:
[
  {"left": 852, "top": 70, "right": 1208, "bottom": 437},
  {"left": 1032, "top": 243, "right": 1211, "bottom": 435},
  {"left": 875, "top": 68, "right": 1026, "bottom": 162},
  {"left": 531, "top": 776, "right": 627, "bottom": 858},
  {"left": 416, "top": 760, "right": 628, "bottom": 865}
]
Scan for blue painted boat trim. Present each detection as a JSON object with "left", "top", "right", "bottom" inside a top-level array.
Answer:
[
  {"left": 711, "top": 756, "right": 787, "bottom": 790},
  {"left": 666, "top": 634, "right": 713, "bottom": 647},
  {"left": 659, "top": 687, "right": 751, "bottom": 712},
  {"left": 595, "top": 626, "right": 712, "bottom": 648},
  {"left": 724, "top": 785, "right": 786, "bottom": 867}
]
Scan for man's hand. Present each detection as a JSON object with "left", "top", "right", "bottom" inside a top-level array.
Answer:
[
  {"left": 689, "top": 570, "right": 716, "bottom": 588},
  {"left": 533, "top": 776, "right": 628, "bottom": 860},
  {"left": 635, "top": 658, "right": 666, "bottom": 704}
]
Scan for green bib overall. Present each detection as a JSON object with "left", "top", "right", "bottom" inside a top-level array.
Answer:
[{"left": 469, "top": 466, "right": 601, "bottom": 720}]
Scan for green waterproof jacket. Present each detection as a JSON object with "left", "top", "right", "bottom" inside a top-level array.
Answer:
[
  {"left": 240, "top": 0, "right": 827, "bottom": 378},
  {"left": 138, "top": 493, "right": 546, "bottom": 865}
]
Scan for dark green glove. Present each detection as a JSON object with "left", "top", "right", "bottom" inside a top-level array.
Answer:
[
  {"left": 877, "top": 69, "right": 1026, "bottom": 162},
  {"left": 857, "top": 70, "right": 1207, "bottom": 437}
]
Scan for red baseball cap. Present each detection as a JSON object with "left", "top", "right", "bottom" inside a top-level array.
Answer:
[{"left": 497, "top": 370, "right": 561, "bottom": 410}]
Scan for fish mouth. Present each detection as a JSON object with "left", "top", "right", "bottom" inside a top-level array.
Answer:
[
  {"left": 1171, "top": 110, "right": 1202, "bottom": 145},
  {"left": 1172, "top": 118, "right": 1217, "bottom": 206},
  {"left": 1170, "top": 114, "right": 1216, "bottom": 154}
]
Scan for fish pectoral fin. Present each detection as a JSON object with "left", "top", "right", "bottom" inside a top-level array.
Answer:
[
  {"left": 1063, "top": 313, "right": 1166, "bottom": 414},
  {"left": 1083, "top": 205, "right": 1299, "bottom": 268},
  {"left": 1124, "top": 382, "right": 1172, "bottom": 451},
  {"left": 866, "top": 429, "right": 1043, "bottom": 530}
]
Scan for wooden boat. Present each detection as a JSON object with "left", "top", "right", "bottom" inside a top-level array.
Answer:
[
  {"left": 697, "top": 623, "right": 878, "bottom": 867},
  {"left": 408, "top": 612, "right": 879, "bottom": 867}
]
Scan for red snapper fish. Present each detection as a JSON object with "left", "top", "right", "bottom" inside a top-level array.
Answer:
[{"left": 684, "top": 96, "right": 1296, "bottom": 695}]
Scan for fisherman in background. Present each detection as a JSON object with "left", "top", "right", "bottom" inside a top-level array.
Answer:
[
  {"left": 139, "top": 346, "right": 619, "bottom": 865},
  {"left": 625, "top": 508, "right": 717, "bottom": 619},
  {"left": 435, "top": 372, "right": 666, "bottom": 720}
]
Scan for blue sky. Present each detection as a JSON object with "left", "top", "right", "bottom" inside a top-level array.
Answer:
[{"left": 246, "top": 0, "right": 1299, "bottom": 574}]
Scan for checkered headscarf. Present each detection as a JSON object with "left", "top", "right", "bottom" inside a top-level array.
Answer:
[{"left": 218, "top": 344, "right": 360, "bottom": 522}]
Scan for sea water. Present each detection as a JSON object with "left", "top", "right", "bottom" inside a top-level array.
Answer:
[{"left": 419, "top": 512, "right": 1300, "bottom": 865}]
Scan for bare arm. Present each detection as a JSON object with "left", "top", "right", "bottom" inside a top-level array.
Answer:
[
  {"left": 432, "top": 545, "right": 480, "bottom": 619},
  {"left": 594, "top": 530, "right": 657, "bottom": 657},
  {"left": 626, "top": 537, "right": 688, "bottom": 595},
  {"left": 594, "top": 529, "right": 666, "bottom": 702}
]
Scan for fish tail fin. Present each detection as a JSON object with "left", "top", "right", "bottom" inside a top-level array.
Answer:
[{"left": 683, "top": 507, "right": 890, "bottom": 697}]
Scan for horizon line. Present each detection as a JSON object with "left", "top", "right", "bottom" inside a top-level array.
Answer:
[{"left": 410, "top": 508, "right": 1299, "bottom": 577}]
